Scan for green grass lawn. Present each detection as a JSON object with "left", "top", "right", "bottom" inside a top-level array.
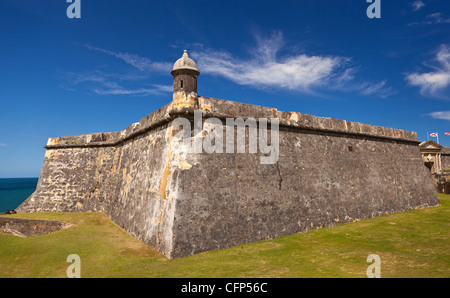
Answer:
[{"left": 1, "top": 193, "right": 449, "bottom": 278}]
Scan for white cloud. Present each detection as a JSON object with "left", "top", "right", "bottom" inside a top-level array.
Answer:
[
  {"left": 359, "top": 80, "right": 394, "bottom": 98},
  {"left": 411, "top": 0, "right": 426, "bottom": 11},
  {"left": 426, "top": 12, "right": 450, "bottom": 24},
  {"left": 74, "top": 37, "right": 391, "bottom": 98},
  {"left": 409, "top": 12, "right": 450, "bottom": 25},
  {"left": 94, "top": 84, "right": 172, "bottom": 96},
  {"left": 406, "top": 45, "right": 450, "bottom": 97},
  {"left": 66, "top": 45, "right": 175, "bottom": 96},
  {"left": 194, "top": 34, "right": 346, "bottom": 92},
  {"left": 62, "top": 70, "right": 172, "bottom": 97},
  {"left": 193, "top": 31, "right": 391, "bottom": 97},
  {"left": 428, "top": 111, "right": 450, "bottom": 121},
  {"left": 407, "top": 72, "right": 450, "bottom": 92},
  {"left": 83, "top": 44, "right": 171, "bottom": 72},
  {"left": 0, "top": 143, "right": 6, "bottom": 147}
]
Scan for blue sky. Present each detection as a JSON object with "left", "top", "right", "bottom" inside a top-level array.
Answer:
[{"left": 0, "top": 0, "right": 449, "bottom": 178}]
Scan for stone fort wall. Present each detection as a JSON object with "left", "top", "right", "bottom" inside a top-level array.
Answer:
[{"left": 17, "top": 96, "right": 440, "bottom": 259}]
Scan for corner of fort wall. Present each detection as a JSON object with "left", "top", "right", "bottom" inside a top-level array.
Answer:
[{"left": 17, "top": 96, "right": 440, "bottom": 259}]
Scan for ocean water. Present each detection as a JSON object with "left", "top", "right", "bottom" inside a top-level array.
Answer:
[{"left": 0, "top": 178, "right": 38, "bottom": 213}]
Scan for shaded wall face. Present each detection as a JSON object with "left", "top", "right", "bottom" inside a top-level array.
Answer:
[{"left": 170, "top": 125, "right": 440, "bottom": 258}]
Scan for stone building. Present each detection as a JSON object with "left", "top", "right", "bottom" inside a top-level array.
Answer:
[
  {"left": 17, "top": 51, "right": 441, "bottom": 259},
  {"left": 419, "top": 140, "right": 450, "bottom": 193}
]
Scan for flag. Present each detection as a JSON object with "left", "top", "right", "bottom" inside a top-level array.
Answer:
[
  {"left": 445, "top": 132, "right": 450, "bottom": 136},
  {"left": 430, "top": 132, "right": 438, "bottom": 137}
]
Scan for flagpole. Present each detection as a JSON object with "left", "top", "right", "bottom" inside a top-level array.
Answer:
[
  {"left": 427, "top": 131, "right": 429, "bottom": 140},
  {"left": 437, "top": 133, "right": 439, "bottom": 144}
]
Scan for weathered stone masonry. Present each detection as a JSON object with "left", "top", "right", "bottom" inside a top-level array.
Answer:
[{"left": 17, "top": 51, "right": 440, "bottom": 259}]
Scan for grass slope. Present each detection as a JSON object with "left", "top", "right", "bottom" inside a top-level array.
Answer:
[{"left": 0, "top": 194, "right": 449, "bottom": 278}]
